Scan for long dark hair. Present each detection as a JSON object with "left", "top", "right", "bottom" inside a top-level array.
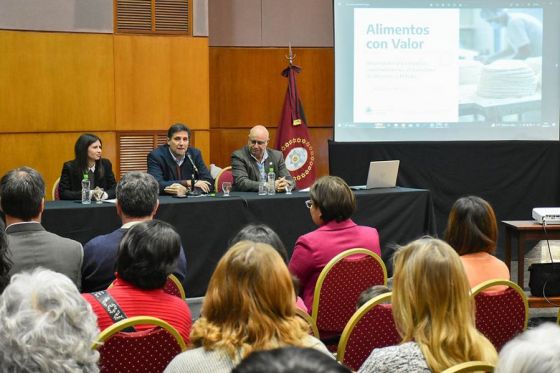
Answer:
[{"left": 73, "top": 133, "right": 104, "bottom": 178}]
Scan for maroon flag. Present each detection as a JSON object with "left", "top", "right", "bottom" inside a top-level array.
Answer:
[{"left": 275, "top": 64, "right": 317, "bottom": 190}]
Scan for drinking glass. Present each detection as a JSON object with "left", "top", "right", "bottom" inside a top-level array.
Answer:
[
  {"left": 285, "top": 179, "right": 294, "bottom": 195},
  {"left": 258, "top": 181, "right": 267, "bottom": 195},
  {"left": 222, "top": 181, "right": 232, "bottom": 197}
]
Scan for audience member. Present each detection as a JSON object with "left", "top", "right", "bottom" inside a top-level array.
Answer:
[
  {"left": 59, "top": 133, "right": 116, "bottom": 200},
  {"left": 232, "top": 347, "right": 350, "bottom": 373},
  {"left": 359, "top": 237, "right": 497, "bottom": 373},
  {"left": 0, "top": 220, "right": 12, "bottom": 293},
  {"left": 147, "top": 123, "right": 213, "bottom": 195},
  {"left": 81, "top": 172, "right": 187, "bottom": 292},
  {"left": 356, "top": 285, "right": 391, "bottom": 309},
  {"left": 164, "top": 241, "right": 330, "bottom": 373},
  {"left": 0, "top": 268, "right": 99, "bottom": 372},
  {"left": 83, "top": 220, "right": 192, "bottom": 343},
  {"left": 495, "top": 323, "right": 560, "bottom": 373},
  {"left": 231, "top": 125, "right": 291, "bottom": 192},
  {"left": 230, "top": 223, "right": 306, "bottom": 312},
  {"left": 289, "top": 176, "right": 381, "bottom": 310},
  {"left": 1, "top": 167, "right": 83, "bottom": 288},
  {"left": 444, "top": 196, "right": 509, "bottom": 289}
]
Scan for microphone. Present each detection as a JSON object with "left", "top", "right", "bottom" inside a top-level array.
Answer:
[
  {"left": 186, "top": 151, "right": 201, "bottom": 196},
  {"left": 186, "top": 152, "right": 199, "bottom": 178}
]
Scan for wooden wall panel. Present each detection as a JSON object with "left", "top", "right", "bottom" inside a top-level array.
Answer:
[
  {"left": 209, "top": 47, "right": 333, "bottom": 127},
  {"left": 114, "top": 35, "right": 210, "bottom": 132},
  {"left": 0, "top": 132, "right": 117, "bottom": 201},
  {"left": 210, "top": 127, "right": 332, "bottom": 176},
  {"left": 0, "top": 31, "right": 115, "bottom": 132},
  {"left": 193, "top": 130, "right": 211, "bottom": 164}
]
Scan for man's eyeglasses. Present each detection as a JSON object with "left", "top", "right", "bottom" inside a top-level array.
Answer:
[
  {"left": 305, "top": 200, "right": 313, "bottom": 209},
  {"left": 250, "top": 139, "right": 267, "bottom": 145}
]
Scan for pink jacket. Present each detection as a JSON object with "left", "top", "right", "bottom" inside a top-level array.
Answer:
[{"left": 288, "top": 219, "right": 381, "bottom": 311}]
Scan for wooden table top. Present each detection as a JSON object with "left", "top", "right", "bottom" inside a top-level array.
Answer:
[{"left": 502, "top": 220, "right": 560, "bottom": 231}]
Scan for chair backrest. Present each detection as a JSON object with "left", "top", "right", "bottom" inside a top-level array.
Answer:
[
  {"left": 52, "top": 177, "right": 60, "bottom": 200},
  {"left": 471, "top": 279, "right": 528, "bottom": 351},
  {"left": 441, "top": 361, "right": 495, "bottom": 373},
  {"left": 164, "top": 274, "right": 186, "bottom": 299},
  {"left": 295, "top": 308, "right": 320, "bottom": 338},
  {"left": 93, "top": 316, "right": 186, "bottom": 373},
  {"left": 337, "top": 292, "right": 400, "bottom": 371},
  {"left": 214, "top": 166, "right": 233, "bottom": 192},
  {"left": 312, "top": 248, "right": 387, "bottom": 337}
]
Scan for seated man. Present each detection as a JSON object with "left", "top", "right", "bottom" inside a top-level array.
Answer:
[
  {"left": 231, "top": 125, "right": 291, "bottom": 192},
  {"left": 82, "top": 220, "right": 192, "bottom": 343},
  {"left": 81, "top": 172, "right": 187, "bottom": 293},
  {"left": 0, "top": 167, "right": 83, "bottom": 289},
  {"left": 147, "top": 123, "right": 213, "bottom": 195}
]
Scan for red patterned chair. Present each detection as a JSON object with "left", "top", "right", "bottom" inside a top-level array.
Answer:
[
  {"left": 214, "top": 166, "right": 233, "bottom": 193},
  {"left": 163, "top": 274, "right": 186, "bottom": 299},
  {"left": 471, "top": 279, "right": 528, "bottom": 351},
  {"left": 337, "top": 292, "right": 400, "bottom": 371},
  {"left": 311, "top": 248, "right": 387, "bottom": 352},
  {"left": 93, "top": 316, "right": 186, "bottom": 373},
  {"left": 52, "top": 177, "right": 61, "bottom": 200}
]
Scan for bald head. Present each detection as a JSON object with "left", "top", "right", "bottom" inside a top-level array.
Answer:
[
  {"left": 249, "top": 125, "right": 269, "bottom": 139},
  {"left": 247, "top": 125, "right": 270, "bottom": 161}
]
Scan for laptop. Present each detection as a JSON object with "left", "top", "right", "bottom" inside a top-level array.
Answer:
[{"left": 352, "top": 160, "right": 400, "bottom": 190}]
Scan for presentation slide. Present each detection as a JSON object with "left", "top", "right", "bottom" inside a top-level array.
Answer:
[{"left": 334, "top": 0, "right": 560, "bottom": 141}]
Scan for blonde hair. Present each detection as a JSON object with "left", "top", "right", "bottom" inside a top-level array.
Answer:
[
  {"left": 392, "top": 237, "right": 497, "bottom": 372},
  {"left": 191, "top": 241, "right": 309, "bottom": 360}
]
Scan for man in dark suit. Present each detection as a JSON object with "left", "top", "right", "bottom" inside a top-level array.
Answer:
[
  {"left": 0, "top": 167, "right": 83, "bottom": 288},
  {"left": 81, "top": 172, "right": 187, "bottom": 293},
  {"left": 147, "top": 123, "right": 213, "bottom": 195},
  {"left": 231, "top": 125, "right": 291, "bottom": 192}
]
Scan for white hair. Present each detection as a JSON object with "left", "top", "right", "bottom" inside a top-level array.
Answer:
[
  {"left": 0, "top": 268, "right": 100, "bottom": 372},
  {"left": 495, "top": 323, "right": 560, "bottom": 373}
]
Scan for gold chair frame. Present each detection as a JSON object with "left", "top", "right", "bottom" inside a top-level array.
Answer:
[
  {"left": 92, "top": 315, "right": 187, "bottom": 351},
  {"left": 441, "top": 361, "right": 495, "bottom": 373}
]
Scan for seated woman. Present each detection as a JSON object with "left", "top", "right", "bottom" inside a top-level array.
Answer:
[
  {"left": 288, "top": 176, "right": 381, "bottom": 311},
  {"left": 359, "top": 237, "right": 497, "bottom": 373},
  {"left": 444, "top": 196, "right": 510, "bottom": 288},
  {"left": 230, "top": 224, "right": 307, "bottom": 312},
  {"left": 164, "top": 241, "right": 331, "bottom": 373},
  {"left": 0, "top": 268, "right": 99, "bottom": 372},
  {"left": 82, "top": 220, "right": 192, "bottom": 343},
  {"left": 59, "top": 133, "right": 116, "bottom": 200}
]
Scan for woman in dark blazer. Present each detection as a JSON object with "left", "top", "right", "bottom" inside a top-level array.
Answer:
[{"left": 59, "top": 133, "right": 116, "bottom": 200}]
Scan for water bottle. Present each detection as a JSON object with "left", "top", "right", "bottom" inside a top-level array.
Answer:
[
  {"left": 81, "top": 173, "right": 91, "bottom": 204},
  {"left": 267, "top": 163, "right": 276, "bottom": 195}
]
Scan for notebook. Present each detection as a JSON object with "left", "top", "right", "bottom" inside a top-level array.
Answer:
[{"left": 352, "top": 160, "right": 400, "bottom": 190}]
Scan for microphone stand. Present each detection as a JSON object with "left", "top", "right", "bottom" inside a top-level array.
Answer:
[{"left": 188, "top": 173, "right": 201, "bottom": 196}]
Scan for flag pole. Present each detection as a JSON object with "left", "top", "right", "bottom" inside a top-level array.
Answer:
[{"left": 286, "top": 42, "right": 295, "bottom": 66}]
